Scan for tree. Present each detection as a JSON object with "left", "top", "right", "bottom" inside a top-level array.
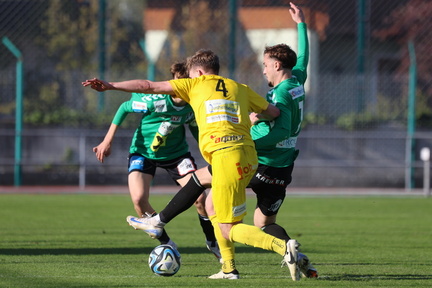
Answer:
[
  {"left": 374, "top": 0, "right": 432, "bottom": 120},
  {"left": 28, "top": 0, "right": 145, "bottom": 127}
]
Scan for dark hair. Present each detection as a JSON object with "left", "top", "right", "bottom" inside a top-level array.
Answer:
[
  {"left": 186, "top": 49, "right": 220, "bottom": 75},
  {"left": 170, "top": 61, "right": 188, "bottom": 79},
  {"left": 264, "top": 44, "right": 297, "bottom": 69}
]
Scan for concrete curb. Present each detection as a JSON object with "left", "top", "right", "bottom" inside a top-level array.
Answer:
[{"left": 0, "top": 185, "right": 427, "bottom": 197}]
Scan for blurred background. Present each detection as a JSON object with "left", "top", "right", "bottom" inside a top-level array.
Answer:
[{"left": 1, "top": 0, "right": 431, "bottom": 189}]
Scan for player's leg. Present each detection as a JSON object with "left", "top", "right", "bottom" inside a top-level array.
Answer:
[
  {"left": 128, "top": 171, "right": 155, "bottom": 216},
  {"left": 160, "top": 166, "right": 211, "bottom": 223},
  {"left": 212, "top": 146, "right": 300, "bottom": 280},
  {"left": 172, "top": 168, "right": 215, "bottom": 242},
  {"left": 126, "top": 154, "right": 173, "bottom": 246},
  {"left": 127, "top": 154, "right": 158, "bottom": 217},
  {"left": 227, "top": 222, "right": 301, "bottom": 281},
  {"left": 206, "top": 190, "right": 237, "bottom": 278},
  {"left": 194, "top": 192, "right": 221, "bottom": 261},
  {"left": 209, "top": 146, "right": 257, "bottom": 278},
  {"left": 126, "top": 170, "right": 208, "bottom": 231},
  {"left": 175, "top": 167, "right": 221, "bottom": 261},
  {"left": 248, "top": 164, "right": 292, "bottom": 239},
  {"left": 249, "top": 164, "right": 318, "bottom": 278}
]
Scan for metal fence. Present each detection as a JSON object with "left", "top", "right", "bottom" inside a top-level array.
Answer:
[{"left": 1, "top": 0, "right": 432, "bottom": 188}]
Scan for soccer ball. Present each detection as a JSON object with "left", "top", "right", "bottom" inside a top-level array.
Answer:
[{"left": 148, "top": 244, "right": 181, "bottom": 276}]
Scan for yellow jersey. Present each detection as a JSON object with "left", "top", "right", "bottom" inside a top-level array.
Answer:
[{"left": 169, "top": 75, "right": 269, "bottom": 163}]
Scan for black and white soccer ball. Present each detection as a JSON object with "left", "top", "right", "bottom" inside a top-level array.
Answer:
[{"left": 148, "top": 244, "right": 181, "bottom": 276}]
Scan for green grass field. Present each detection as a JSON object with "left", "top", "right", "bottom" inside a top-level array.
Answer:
[{"left": 1, "top": 193, "right": 431, "bottom": 287}]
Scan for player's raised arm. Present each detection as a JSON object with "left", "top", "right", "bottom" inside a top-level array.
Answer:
[
  {"left": 82, "top": 78, "right": 175, "bottom": 94},
  {"left": 291, "top": 2, "right": 309, "bottom": 82},
  {"left": 289, "top": 2, "right": 305, "bottom": 24}
]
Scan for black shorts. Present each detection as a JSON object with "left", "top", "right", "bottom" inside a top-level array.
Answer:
[
  {"left": 128, "top": 152, "right": 197, "bottom": 181},
  {"left": 247, "top": 164, "right": 294, "bottom": 216}
]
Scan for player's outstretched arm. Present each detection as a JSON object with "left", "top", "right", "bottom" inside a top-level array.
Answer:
[
  {"left": 82, "top": 78, "right": 174, "bottom": 94},
  {"left": 289, "top": 2, "right": 305, "bottom": 24}
]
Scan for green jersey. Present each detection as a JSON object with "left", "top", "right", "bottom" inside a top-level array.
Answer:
[
  {"left": 112, "top": 93, "right": 198, "bottom": 161},
  {"left": 251, "top": 22, "right": 309, "bottom": 167}
]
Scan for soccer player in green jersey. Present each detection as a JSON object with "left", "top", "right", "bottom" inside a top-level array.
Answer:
[
  {"left": 248, "top": 2, "right": 318, "bottom": 278},
  {"left": 92, "top": 62, "right": 221, "bottom": 260}
]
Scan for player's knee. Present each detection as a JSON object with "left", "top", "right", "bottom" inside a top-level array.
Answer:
[
  {"left": 254, "top": 219, "right": 267, "bottom": 228},
  {"left": 220, "top": 223, "right": 234, "bottom": 240},
  {"left": 221, "top": 230, "right": 231, "bottom": 240},
  {"left": 193, "top": 168, "right": 212, "bottom": 187},
  {"left": 194, "top": 200, "right": 206, "bottom": 215}
]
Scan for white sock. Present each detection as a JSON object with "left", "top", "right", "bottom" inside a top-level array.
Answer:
[{"left": 152, "top": 214, "right": 166, "bottom": 227}]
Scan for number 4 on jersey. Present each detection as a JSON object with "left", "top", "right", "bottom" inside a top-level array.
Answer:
[{"left": 216, "top": 79, "right": 228, "bottom": 97}]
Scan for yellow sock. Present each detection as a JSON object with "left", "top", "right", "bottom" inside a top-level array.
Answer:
[
  {"left": 222, "top": 259, "right": 236, "bottom": 273},
  {"left": 209, "top": 215, "right": 236, "bottom": 273},
  {"left": 229, "top": 223, "right": 286, "bottom": 256}
]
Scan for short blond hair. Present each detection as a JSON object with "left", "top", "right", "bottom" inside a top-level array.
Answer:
[{"left": 186, "top": 49, "right": 220, "bottom": 75}]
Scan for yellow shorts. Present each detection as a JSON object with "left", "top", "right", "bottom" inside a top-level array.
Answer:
[{"left": 210, "top": 145, "right": 258, "bottom": 223}]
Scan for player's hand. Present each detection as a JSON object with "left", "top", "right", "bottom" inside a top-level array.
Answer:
[
  {"left": 82, "top": 78, "right": 113, "bottom": 92},
  {"left": 93, "top": 142, "right": 111, "bottom": 163},
  {"left": 249, "top": 112, "right": 260, "bottom": 125},
  {"left": 289, "top": 2, "right": 305, "bottom": 24}
]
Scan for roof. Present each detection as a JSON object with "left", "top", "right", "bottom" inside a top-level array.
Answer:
[
  {"left": 143, "top": 8, "right": 175, "bottom": 30},
  {"left": 143, "top": 6, "right": 328, "bottom": 38}
]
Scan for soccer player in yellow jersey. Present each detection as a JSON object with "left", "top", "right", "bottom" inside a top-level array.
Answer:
[{"left": 83, "top": 50, "right": 301, "bottom": 281}]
